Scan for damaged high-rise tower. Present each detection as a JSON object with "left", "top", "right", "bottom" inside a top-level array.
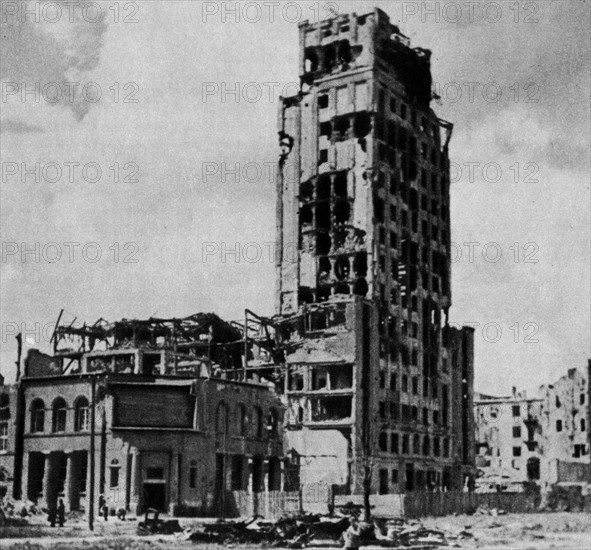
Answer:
[{"left": 274, "top": 8, "right": 475, "bottom": 493}]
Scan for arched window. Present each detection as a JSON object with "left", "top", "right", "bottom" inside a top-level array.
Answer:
[
  {"left": 267, "top": 408, "right": 279, "bottom": 438},
  {"left": 52, "top": 398, "right": 67, "bottom": 433},
  {"left": 74, "top": 397, "right": 89, "bottom": 432},
  {"left": 30, "top": 399, "right": 45, "bottom": 433},
  {"left": 237, "top": 404, "right": 248, "bottom": 436},
  {"left": 215, "top": 401, "right": 229, "bottom": 435},
  {"left": 254, "top": 406, "right": 264, "bottom": 438}
]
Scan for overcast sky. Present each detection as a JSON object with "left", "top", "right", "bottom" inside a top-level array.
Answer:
[{"left": 1, "top": 0, "right": 590, "bottom": 395}]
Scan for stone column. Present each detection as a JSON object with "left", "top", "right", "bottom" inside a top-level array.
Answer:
[
  {"left": 129, "top": 450, "right": 141, "bottom": 515},
  {"left": 168, "top": 451, "right": 180, "bottom": 516},
  {"left": 63, "top": 452, "right": 75, "bottom": 511},
  {"left": 225, "top": 454, "right": 232, "bottom": 493},
  {"left": 263, "top": 458, "right": 269, "bottom": 492},
  {"left": 280, "top": 459, "right": 285, "bottom": 492},
  {"left": 21, "top": 452, "right": 30, "bottom": 503},
  {"left": 42, "top": 452, "right": 58, "bottom": 510},
  {"left": 83, "top": 450, "right": 90, "bottom": 514}
]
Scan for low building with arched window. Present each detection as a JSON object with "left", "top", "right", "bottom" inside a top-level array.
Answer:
[{"left": 10, "top": 371, "right": 284, "bottom": 517}]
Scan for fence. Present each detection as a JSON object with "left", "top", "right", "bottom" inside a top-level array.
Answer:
[
  {"left": 402, "top": 491, "right": 536, "bottom": 518},
  {"left": 226, "top": 483, "right": 334, "bottom": 519},
  {"left": 333, "top": 494, "right": 405, "bottom": 517},
  {"left": 228, "top": 491, "right": 301, "bottom": 519},
  {"left": 225, "top": 489, "right": 537, "bottom": 519}
]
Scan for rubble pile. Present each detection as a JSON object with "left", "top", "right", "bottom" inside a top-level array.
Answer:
[
  {"left": 178, "top": 513, "right": 468, "bottom": 548},
  {"left": 0, "top": 497, "right": 42, "bottom": 525},
  {"left": 374, "top": 518, "right": 449, "bottom": 547},
  {"left": 181, "top": 514, "right": 342, "bottom": 547},
  {"left": 137, "top": 508, "right": 183, "bottom": 536},
  {"left": 473, "top": 505, "right": 506, "bottom": 516}
]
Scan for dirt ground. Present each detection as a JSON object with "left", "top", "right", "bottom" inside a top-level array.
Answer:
[
  {"left": 421, "top": 511, "right": 591, "bottom": 549},
  {"left": 0, "top": 512, "right": 589, "bottom": 550}
]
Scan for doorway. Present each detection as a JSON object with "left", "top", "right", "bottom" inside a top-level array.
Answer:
[{"left": 142, "top": 482, "right": 166, "bottom": 511}]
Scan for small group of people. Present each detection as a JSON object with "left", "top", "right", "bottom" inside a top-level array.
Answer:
[
  {"left": 47, "top": 496, "right": 127, "bottom": 526},
  {"left": 98, "top": 494, "right": 126, "bottom": 521},
  {"left": 47, "top": 499, "right": 66, "bottom": 527}
]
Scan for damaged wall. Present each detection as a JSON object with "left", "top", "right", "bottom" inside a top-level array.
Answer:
[
  {"left": 16, "top": 374, "right": 285, "bottom": 516},
  {"left": 474, "top": 364, "right": 590, "bottom": 488},
  {"left": 275, "top": 7, "right": 472, "bottom": 494}
]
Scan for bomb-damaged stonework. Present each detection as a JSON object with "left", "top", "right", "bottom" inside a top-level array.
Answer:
[
  {"left": 474, "top": 362, "right": 591, "bottom": 492},
  {"left": 275, "top": 8, "right": 475, "bottom": 494},
  {"left": 1, "top": 313, "right": 285, "bottom": 517}
]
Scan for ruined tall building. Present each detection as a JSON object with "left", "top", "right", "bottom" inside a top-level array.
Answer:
[{"left": 274, "top": 8, "right": 475, "bottom": 493}]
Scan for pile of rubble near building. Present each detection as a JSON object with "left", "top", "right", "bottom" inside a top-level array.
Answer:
[
  {"left": 176, "top": 513, "right": 477, "bottom": 548},
  {"left": 0, "top": 498, "right": 43, "bottom": 526}
]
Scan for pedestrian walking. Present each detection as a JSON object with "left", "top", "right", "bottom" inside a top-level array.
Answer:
[
  {"left": 343, "top": 516, "right": 361, "bottom": 550},
  {"left": 47, "top": 502, "right": 56, "bottom": 527},
  {"left": 57, "top": 499, "right": 65, "bottom": 527},
  {"left": 98, "top": 493, "right": 108, "bottom": 521}
]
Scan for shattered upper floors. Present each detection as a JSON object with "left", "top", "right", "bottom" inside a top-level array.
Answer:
[{"left": 273, "top": 8, "right": 474, "bottom": 493}]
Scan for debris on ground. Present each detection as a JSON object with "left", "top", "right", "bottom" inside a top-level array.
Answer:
[
  {"left": 474, "top": 504, "right": 506, "bottom": 516},
  {"left": 374, "top": 518, "right": 449, "bottom": 547},
  {"left": 0, "top": 498, "right": 43, "bottom": 525},
  {"left": 136, "top": 508, "right": 182, "bottom": 536},
  {"left": 181, "top": 515, "right": 320, "bottom": 546},
  {"left": 177, "top": 513, "right": 466, "bottom": 547},
  {"left": 487, "top": 521, "right": 503, "bottom": 528}
]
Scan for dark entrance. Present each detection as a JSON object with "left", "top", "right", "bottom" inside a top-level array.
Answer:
[
  {"left": 142, "top": 483, "right": 166, "bottom": 512},
  {"left": 215, "top": 453, "right": 227, "bottom": 515},
  {"left": 27, "top": 452, "right": 45, "bottom": 502},
  {"left": 526, "top": 457, "right": 540, "bottom": 480}
]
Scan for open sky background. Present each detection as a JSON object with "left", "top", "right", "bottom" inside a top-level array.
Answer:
[{"left": 1, "top": 0, "right": 590, "bottom": 395}]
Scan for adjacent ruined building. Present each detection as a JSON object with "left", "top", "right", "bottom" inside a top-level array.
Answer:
[
  {"left": 539, "top": 365, "right": 590, "bottom": 484},
  {"left": 474, "top": 389, "right": 545, "bottom": 491},
  {"left": 0, "top": 314, "right": 285, "bottom": 515},
  {"left": 474, "top": 363, "right": 591, "bottom": 490},
  {"left": 275, "top": 8, "right": 475, "bottom": 494}
]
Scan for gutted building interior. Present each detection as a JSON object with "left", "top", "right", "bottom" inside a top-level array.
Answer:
[
  {"left": 275, "top": 8, "right": 475, "bottom": 493},
  {"left": 6, "top": 313, "right": 285, "bottom": 516}
]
